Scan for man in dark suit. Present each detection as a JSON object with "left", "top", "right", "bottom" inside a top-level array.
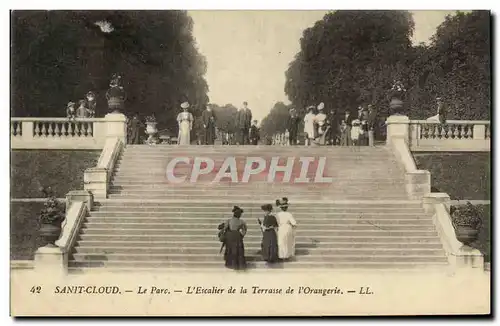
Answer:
[
  {"left": 286, "top": 108, "right": 301, "bottom": 145},
  {"left": 201, "top": 104, "right": 216, "bottom": 145},
  {"left": 236, "top": 101, "right": 252, "bottom": 145},
  {"left": 367, "top": 104, "right": 377, "bottom": 146},
  {"left": 250, "top": 120, "right": 260, "bottom": 145},
  {"left": 244, "top": 102, "right": 253, "bottom": 145}
]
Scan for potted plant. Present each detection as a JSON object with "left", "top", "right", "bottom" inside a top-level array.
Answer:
[
  {"left": 38, "top": 187, "right": 66, "bottom": 247},
  {"left": 388, "top": 80, "right": 407, "bottom": 115},
  {"left": 450, "top": 202, "right": 483, "bottom": 246}
]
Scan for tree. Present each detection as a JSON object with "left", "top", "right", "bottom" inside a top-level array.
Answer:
[
  {"left": 285, "top": 11, "right": 415, "bottom": 117},
  {"left": 11, "top": 10, "right": 209, "bottom": 132},
  {"left": 408, "top": 11, "right": 490, "bottom": 120},
  {"left": 260, "top": 102, "right": 295, "bottom": 140},
  {"left": 212, "top": 104, "right": 239, "bottom": 133}
]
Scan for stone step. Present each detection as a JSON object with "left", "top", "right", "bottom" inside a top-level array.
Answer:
[
  {"left": 115, "top": 159, "right": 399, "bottom": 165},
  {"left": 70, "top": 252, "right": 447, "bottom": 263},
  {"left": 75, "top": 240, "right": 443, "bottom": 249},
  {"left": 107, "top": 189, "right": 408, "bottom": 196},
  {"left": 90, "top": 206, "right": 430, "bottom": 216},
  {"left": 118, "top": 156, "right": 397, "bottom": 163},
  {"left": 85, "top": 217, "right": 433, "bottom": 225},
  {"left": 106, "top": 194, "right": 409, "bottom": 200},
  {"left": 73, "top": 246, "right": 445, "bottom": 256},
  {"left": 78, "top": 234, "right": 442, "bottom": 242},
  {"left": 108, "top": 185, "right": 407, "bottom": 192},
  {"left": 93, "top": 200, "right": 423, "bottom": 208},
  {"left": 110, "top": 178, "right": 406, "bottom": 184},
  {"left": 80, "top": 228, "right": 438, "bottom": 237},
  {"left": 121, "top": 148, "right": 391, "bottom": 154},
  {"left": 68, "top": 260, "right": 448, "bottom": 270},
  {"left": 82, "top": 222, "right": 437, "bottom": 231},
  {"left": 92, "top": 208, "right": 425, "bottom": 215},
  {"left": 89, "top": 211, "right": 428, "bottom": 219}
]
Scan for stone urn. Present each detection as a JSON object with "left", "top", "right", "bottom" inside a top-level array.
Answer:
[
  {"left": 451, "top": 202, "right": 483, "bottom": 246},
  {"left": 39, "top": 222, "right": 63, "bottom": 247},
  {"left": 145, "top": 121, "right": 158, "bottom": 145},
  {"left": 146, "top": 122, "right": 158, "bottom": 135},
  {"left": 389, "top": 97, "right": 404, "bottom": 115},
  {"left": 454, "top": 225, "right": 479, "bottom": 246},
  {"left": 38, "top": 187, "right": 65, "bottom": 246}
]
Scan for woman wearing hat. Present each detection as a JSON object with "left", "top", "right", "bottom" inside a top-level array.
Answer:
[
  {"left": 176, "top": 102, "right": 194, "bottom": 145},
  {"left": 219, "top": 206, "right": 247, "bottom": 270},
  {"left": 303, "top": 106, "right": 316, "bottom": 146},
  {"left": 259, "top": 204, "right": 279, "bottom": 264},
  {"left": 275, "top": 198, "right": 297, "bottom": 260}
]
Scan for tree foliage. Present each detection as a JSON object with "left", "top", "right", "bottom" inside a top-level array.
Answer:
[
  {"left": 284, "top": 10, "right": 415, "bottom": 119},
  {"left": 260, "top": 102, "right": 297, "bottom": 140},
  {"left": 211, "top": 104, "right": 239, "bottom": 133},
  {"left": 409, "top": 11, "right": 490, "bottom": 119},
  {"left": 281, "top": 10, "right": 490, "bottom": 130},
  {"left": 11, "top": 10, "right": 209, "bottom": 132}
]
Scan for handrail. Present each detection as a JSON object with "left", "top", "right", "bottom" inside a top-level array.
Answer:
[
  {"left": 55, "top": 201, "right": 87, "bottom": 252},
  {"left": 410, "top": 120, "right": 490, "bottom": 124},
  {"left": 11, "top": 117, "right": 105, "bottom": 122}
]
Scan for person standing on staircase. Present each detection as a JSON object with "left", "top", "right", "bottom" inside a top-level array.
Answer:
[
  {"left": 128, "top": 114, "right": 141, "bottom": 145},
  {"left": 287, "top": 108, "right": 300, "bottom": 146},
  {"left": 220, "top": 206, "right": 248, "bottom": 270},
  {"left": 250, "top": 120, "right": 260, "bottom": 145},
  {"left": 177, "top": 102, "right": 194, "bottom": 145},
  {"left": 367, "top": 104, "right": 378, "bottom": 146},
  {"left": 236, "top": 102, "right": 251, "bottom": 145},
  {"left": 303, "top": 106, "right": 316, "bottom": 146},
  {"left": 202, "top": 104, "right": 216, "bottom": 145},
  {"left": 275, "top": 198, "right": 297, "bottom": 260},
  {"left": 244, "top": 102, "right": 253, "bottom": 145},
  {"left": 258, "top": 204, "right": 280, "bottom": 264}
]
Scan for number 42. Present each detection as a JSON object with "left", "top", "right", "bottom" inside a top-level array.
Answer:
[{"left": 30, "top": 286, "right": 41, "bottom": 294}]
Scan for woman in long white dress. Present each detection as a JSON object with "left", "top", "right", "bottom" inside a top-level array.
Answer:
[
  {"left": 303, "top": 106, "right": 316, "bottom": 146},
  {"left": 275, "top": 197, "right": 297, "bottom": 260},
  {"left": 177, "top": 102, "right": 194, "bottom": 145}
]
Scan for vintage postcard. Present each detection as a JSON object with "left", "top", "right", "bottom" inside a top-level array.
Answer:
[{"left": 9, "top": 9, "right": 491, "bottom": 316}]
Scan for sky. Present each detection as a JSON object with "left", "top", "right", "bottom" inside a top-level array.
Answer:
[{"left": 189, "top": 10, "right": 459, "bottom": 121}]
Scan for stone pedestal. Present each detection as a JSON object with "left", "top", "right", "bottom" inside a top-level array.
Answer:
[
  {"left": 66, "top": 190, "right": 94, "bottom": 212},
  {"left": 405, "top": 170, "right": 431, "bottom": 199},
  {"left": 104, "top": 113, "right": 127, "bottom": 143},
  {"left": 34, "top": 244, "right": 67, "bottom": 276},
  {"left": 84, "top": 167, "right": 108, "bottom": 199},
  {"left": 386, "top": 115, "right": 410, "bottom": 145},
  {"left": 423, "top": 192, "right": 451, "bottom": 213}
]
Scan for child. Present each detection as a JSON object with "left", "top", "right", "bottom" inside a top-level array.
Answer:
[
  {"left": 351, "top": 119, "right": 364, "bottom": 146},
  {"left": 66, "top": 102, "right": 76, "bottom": 121},
  {"left": 76, "top": 100, "right": 89, "bottom": 118}
]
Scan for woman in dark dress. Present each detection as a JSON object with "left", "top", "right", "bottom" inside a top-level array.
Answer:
[
  {"left": 259, "top": 204, "right": 279, "bottom": 263},
  {"left": 221, "top": 206, "right": 247, "bottom": 270}
]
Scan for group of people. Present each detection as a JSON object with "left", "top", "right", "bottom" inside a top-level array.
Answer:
[
  {"left": 173, "top": 100, "right": 260, "bottom": 146},
  {"left": 285, "top": 102, "right": 379, "bottom": 146},
  {"left": 65, "top": 91, "right": 97, "bottom": 120},
  {"left": 218, "top": 197, "right": 298, "bottom": 270}
]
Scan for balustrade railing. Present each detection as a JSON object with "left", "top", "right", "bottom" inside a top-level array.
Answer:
[
  {"left": 409, "top": 120, "right": 490, "bottom": 151},
  {"left": 11, "top": 117, "right": 111, "bottom": 149}
]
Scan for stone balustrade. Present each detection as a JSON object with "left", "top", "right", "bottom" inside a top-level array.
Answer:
[
  {"left": 11, "top": 114, "right": 127, "bottom": 149},
  {"left": 409, "top": 120, "right": 490, "bottom": 152}
]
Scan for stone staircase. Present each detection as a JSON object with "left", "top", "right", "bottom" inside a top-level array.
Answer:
[{"left": 68, "top": 145, "right": 449, "bottom": 271}]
